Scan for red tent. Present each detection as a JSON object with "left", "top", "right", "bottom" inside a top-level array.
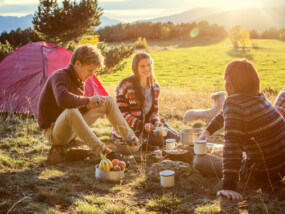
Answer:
[{"left": 0, "top": 42, "right": 108, "bottom": 116}]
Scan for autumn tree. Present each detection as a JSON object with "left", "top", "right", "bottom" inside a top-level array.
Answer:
[
  {"left": 33, "top": 0, "right": 102, "bottom": 45},
  {"left": 239, "top": 29, "right": 250, "bottom": 52},
  {"left": 229, "top": 25, "right": 241, "bottom": 48}
]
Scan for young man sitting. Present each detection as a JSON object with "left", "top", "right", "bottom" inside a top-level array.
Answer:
[{"left": 38, "top": 44, "right": 138, "bottom": 164}]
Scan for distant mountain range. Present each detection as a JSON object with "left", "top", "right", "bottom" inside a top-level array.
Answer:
[
  {"left": 0, "top": 7, "right": 284, "bottom": 34},
  {"left": 0, "top": 15, "right": 121, "bottom": 33},
  {"left": 0, "top": 14, "right": 33, "bottom": 33},
  {"left": 148, "top": 7, "right": 285, "bottom": 33}
]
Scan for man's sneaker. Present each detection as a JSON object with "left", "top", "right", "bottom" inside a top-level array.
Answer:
[
  {"left": 47, "top": 145, "right": 67, "bottom": 165},
  {"left": 66, "top": 147, "right": 91, "bottom": 162}
]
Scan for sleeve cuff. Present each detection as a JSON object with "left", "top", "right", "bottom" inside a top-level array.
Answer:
[
  {"left": 150, "top": 117, "right": 159, "bottom": 125},
  {"left": 222, "top": 178, "right": 238, "bottom": 191}
]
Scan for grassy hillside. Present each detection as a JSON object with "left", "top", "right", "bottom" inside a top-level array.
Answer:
[{"left": 100, "top": 39, "right": 285, "bottom": 93}]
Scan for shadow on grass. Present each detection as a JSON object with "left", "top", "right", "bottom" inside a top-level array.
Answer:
[
  {"left": 227, "top": 48, "right": 254, "bottom": 60},
  {"left": 178, "top": 37, "right": 226, "bottom": 48},
  {"left": 0, "top": 158, "right": 116, "bottom": 213}
]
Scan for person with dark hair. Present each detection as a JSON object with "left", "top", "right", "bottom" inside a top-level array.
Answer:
[
  {"left": 114, "top": 52, "right": 179, "bottom": 150},
  {"left": 38, "top": 44, "right": 138, "bottom": 164},
  {"left": 197, "top": 59, "right": 285, "bottom": 202}
]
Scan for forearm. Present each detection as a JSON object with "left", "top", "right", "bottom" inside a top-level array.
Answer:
[
  {"left": 222, "top": 142, "right": 242, "bottom": 191},
  {"left": 124, "top": 113, "right": 143, "bottom": 131},
  {"left": 205, "top": 111, "right": 224, "bottom": 135},
  {"left": 52, "top": 80, "right": 89, "bottom": 108},
  {"left": 150, "top": 112, "right": 160, "bottom": 125}
]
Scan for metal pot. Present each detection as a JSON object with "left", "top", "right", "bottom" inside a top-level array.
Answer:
[
  {"left": 180, "top": 128, "right": 201, "bottom": 146},
  {"left": 95, "top": 165, "right": 124, "bottom": 182}
]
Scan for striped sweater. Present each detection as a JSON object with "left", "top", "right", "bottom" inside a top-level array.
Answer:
[
  {"left": 206, "top": 93, "right": 285, "bottom": 191},
  {"left": 274, "top": 86, "right": 285, "bottom": 119},
  {"left": 113, "top": 75, "right": 160, "bottom": 138}
]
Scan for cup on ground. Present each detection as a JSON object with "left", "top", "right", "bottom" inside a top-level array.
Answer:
[
  {"left": 194, "top": 140, "right": 207, "bottom": 155},
  {"left": 160, "top": 170, "right": 175, "bottom": 188},
  {"left": 165, "top": 138, "right": 177, "bottom": 150}
]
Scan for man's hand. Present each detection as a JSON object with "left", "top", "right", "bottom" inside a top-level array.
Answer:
[
  {"left": 198, "top": 129, "right": 210, "bottom": 141},
  {"left": 217, "top": 190, "right": 243, "bottom": 202},
  {"left": 144, "top": 123, "right": 156, "bottom": 133},
  {"left": 87, "top": 96, "right": 105, "bottom": 109}
]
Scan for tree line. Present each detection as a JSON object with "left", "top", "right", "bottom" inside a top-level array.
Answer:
[
  {"left": 97, "top": 21, "right": 227, "bottom": 42},
  {"left": 97, "top": 21, "right": 285, "bottom": 43}
]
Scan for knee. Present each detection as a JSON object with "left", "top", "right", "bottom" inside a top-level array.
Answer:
[
  {"left": 104, "top": 96, "right": 116, "bottom": 109},
  {"left": 64, "top": 108, "right": 81, "bottom": 118},
  {"left": 104, "top": 96, "right": 115, "bottom": 104}
]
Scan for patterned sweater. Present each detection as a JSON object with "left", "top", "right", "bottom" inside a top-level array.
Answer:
[
  {"left": 113, "top": 75, "right": 160, "bottom": 138},
  {"left": 206, "top": 93, "right": 285, "bottom": 191},
  {"left": 274, "top": 86, "right": 285, "bottom": 119}
]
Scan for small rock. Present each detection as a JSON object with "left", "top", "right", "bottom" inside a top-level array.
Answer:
[{"left": 146, "top": 160, "right": 196, "bottom": 182}]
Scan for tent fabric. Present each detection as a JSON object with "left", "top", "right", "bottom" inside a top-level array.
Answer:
[{"left": 0, "top": 41, "right": 108, "bottom": 116}]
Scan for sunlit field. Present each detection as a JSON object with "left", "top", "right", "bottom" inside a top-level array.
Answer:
[
  {"left": 101, "top": 38, "right": 285, "bottom": 93},
  {"left": 0, "top": 39, "right": 285, "bottom": 213}
]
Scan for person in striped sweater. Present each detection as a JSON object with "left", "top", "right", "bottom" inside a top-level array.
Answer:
[
  {"left": 274, "top": 86, "right": 285, "bottom": 119},
  {"left": 198, "top": 59, "right": 285, "bottom": 202},
  {"left": 114, "top": 52, "right": 179, "bottom": 149}
]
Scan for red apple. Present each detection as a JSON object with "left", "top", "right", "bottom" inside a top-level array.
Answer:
[
  {"left": 117, "top": 161, "right": 126, "bottom": 170},
  {"left": 113, "top": 165, "right": 121, "bottom": 171},
  {"left": 112, "top": 159, "right": 119, "bottom": 166}
]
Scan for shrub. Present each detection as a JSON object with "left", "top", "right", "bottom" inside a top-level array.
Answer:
[
  {"left": 0, "top": 41, "right": 14, "bottom": 62},
  {"left": 0, "top": 28, "right": 42, "bottom": 48},
  {"left": 135, "top": 37, "right": 148, "bottom": 49},
  {"left": 97, "top": 42, "right": 135, "bottom": 75}
]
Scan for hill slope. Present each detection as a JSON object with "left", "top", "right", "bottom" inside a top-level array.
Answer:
[
  {"left": 0, "top": 15, "right": 121, "bottom": 33},
  {"left": 198, "top": 7, "right": 285, "bottom": 32},
  {"left": 148, "top": 7, "right": 285, "bottom": 32},
  {"left": 0, "top": 14, "right": 33, "bottom": 33}
]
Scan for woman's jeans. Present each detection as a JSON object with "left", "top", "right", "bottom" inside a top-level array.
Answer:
[{"left": 137, "top": 123, "right": 179, "bottom": 148}]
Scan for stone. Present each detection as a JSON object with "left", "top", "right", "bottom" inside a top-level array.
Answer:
[
  {"left": 146, "top": 160, "right": 197, "bottom": 182},
  {"left": 162, "top": 149, "right": 194, "bottom": 163},
  {"left": 148, "top": 149, "right": 163, "bottom": 161}
]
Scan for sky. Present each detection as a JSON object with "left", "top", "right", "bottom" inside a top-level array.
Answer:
[{"left": 0, "top": 0, "right": 284, "bottom": 22}]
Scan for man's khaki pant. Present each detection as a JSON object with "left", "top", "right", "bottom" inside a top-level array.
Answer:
[{"left": 44, "top": 96, "right": 134, "bottom": 156}]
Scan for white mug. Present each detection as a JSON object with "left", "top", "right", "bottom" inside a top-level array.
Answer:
[
  {"left": 160, "top": 170, "right": 175, "bottom": 188},
  {"left": 165, "top": 138, "right": 176, "bottom": 150},
  {"left": 194, "top": 140, "right": 207, "bottom": 155}
]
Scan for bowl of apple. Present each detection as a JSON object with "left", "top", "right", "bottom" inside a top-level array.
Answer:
[{"left": 95, "top": 156, "right": 126, "bottom": 182}]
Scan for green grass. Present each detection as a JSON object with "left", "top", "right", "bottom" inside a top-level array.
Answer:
[{"left": 99, "top": 39, "right": 285, "bottom": 92}]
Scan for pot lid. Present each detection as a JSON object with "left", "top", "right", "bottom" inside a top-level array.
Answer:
[
  {"left": 194, "top": 140, "right": 207, "bottom": 144},
  {"left": 166, "top": 139, "right": 176, "bottom": 143},
  {"left": 160, "top": 170, "right": 175, "bottom": 176}
]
